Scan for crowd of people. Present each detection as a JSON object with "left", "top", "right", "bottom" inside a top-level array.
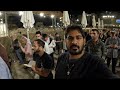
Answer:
[{"left": 0, "top": 24, "right": 120, "bottom": 79}]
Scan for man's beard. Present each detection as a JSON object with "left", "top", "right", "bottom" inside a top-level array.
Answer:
[
  {"left": 34, "top": 49, "right": 40, "bottom": 54},
  {"left": 68, "top": 44, "right": 85, "bottom": 55}
]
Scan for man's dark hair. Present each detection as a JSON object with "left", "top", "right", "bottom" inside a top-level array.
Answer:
[
  {"left": 34, "top": 39, "right": 45, "bottom": 48},
  {"left": 65, "top": 25, "right": 85, "bottom": 38},
  {"left": 91, "top": 29, "right": 99, "bottom": 34},
  {"left": 42, "top": 33, "right": 48, "bottom": 40},
  {"left": 55, "top": 32, "right": 58, "bottom": 36},
  {"left": 19, "top": 32, "right": 21, "bottom": 34},
  {"left": 36, "top": 31, "right": 42, "bottom": 35}
]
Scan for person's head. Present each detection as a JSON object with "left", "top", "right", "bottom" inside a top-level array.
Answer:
[
  {"left": 19, "top": 32, "right": 21, "bottom": 34},
  {"left": 55, "top": 33, "right": 59, "bottom": 37},
  {"left": 33, "top": 39, "right": 45, "bottom": 54},
  {"left": 111, "top": 30, "right": 116, "bottom": 37},
  {"left": 99, "top": 30, "right": 103, "bottom": 35},
  {"left": 21, "top": 34, "right": 27, "bottom": 44},
  {"left": 107, "top": 30, "right": 111, "bottom": 36},
  {"left": 36, "top": 31, "right": 42, "bottom": 39},
  {"left": 42, "top": 33, "right": 49, "bottom": 42},
  {"left": 65, "top": 25, "right": 86, "bottom": 55},
  {"left": 90, "top": 29, "right": 99, "bottom": 40}
]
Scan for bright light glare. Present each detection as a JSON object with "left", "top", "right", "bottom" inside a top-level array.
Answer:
[
  {"left": 0, "top": 12, "right": 2, "bottom": 16},
  {"left": 19, "top": 11, "right": 23, "bottom": 16},
  {"left": 40, "top": 13, "right": 44, "bottom": 17},
  {"left": 51, "top": 15, "right": 55, "bottom": 18}
]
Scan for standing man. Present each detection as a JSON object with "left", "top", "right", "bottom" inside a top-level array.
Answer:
[
  {"left": 55, "top": 33, "right": 62, "bottom": 54},
  {"left": 12, "top": 34, "right": 25, "bottom": 64},
  {"left": 31, "top": 39, "right": 54, "bottom": 79},
  {"left": 42, "top": 33, "right": 56, "bottom": 60},
  {"left": 55, "top": 25, "right": 119, "bottom": 79},
  {"left": 105, "top": 30, "right": 120, "bottom": 74},
  {"left": 85, "top": 29, "right": 105, "bottom": 58},
  {"left": 35, "top": 31, "right": 50, "bottom": 55}
]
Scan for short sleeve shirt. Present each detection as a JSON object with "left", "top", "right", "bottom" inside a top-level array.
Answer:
[{"left": 33, "top": 52, "right": 54, "bottom": 69}]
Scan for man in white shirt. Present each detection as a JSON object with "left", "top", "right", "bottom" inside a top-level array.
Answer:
[
  {"left": 42, "top": 33, "right": 56, "bottom": 60},
  {"left": 35, "top": 31, "right": 50, "bottom": 54}
]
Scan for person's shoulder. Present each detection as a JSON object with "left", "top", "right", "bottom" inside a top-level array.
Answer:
[
  {"left": 0, "top": 57, "right": 7, "bottom": 66},
  {"left": 106, "top": 37, "right": 111, "bottom": 40},
  {"left": 44, "top": 52, "right": 52, "bottom": 59},
  {"left": 0, "top": 43, "right": 6, "bottom": 51},
  {"left": 58, "top": 52, "right": 69, "bottom": 61},
  {"left": 0, "top": 43, "right": 4, "bottom": 48},
  {"left": 59, "top": 52, "right": 69, "bottom": 57},
  {"left": 90, "top": 54, "right": 103, "bottom": 60},
  {"left": 85, "top": 53, "right": 104, "bottom": 64},
  {"left": 43, "top": 52, "right": 49, "bottom": 56},
  {"left": 86, "top": 39, "right": 92, "bottom": 44},
  {"left": 44, "top": 42, "right": 49, "bottom": 46},
  {"left": 117, "top": 37, "right": 120, "bottom": 40},
  {"left": 99, "top": 40, "right": 105, "bottom": 44}
]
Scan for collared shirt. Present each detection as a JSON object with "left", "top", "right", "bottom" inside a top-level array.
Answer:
[
  {"left": 85, "top": 39, "right": 105, "bottom": 58},
  {"left": 105, "top": 36, "right": 120, "bottom": 58}
]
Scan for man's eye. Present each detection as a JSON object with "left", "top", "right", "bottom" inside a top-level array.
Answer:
[
  {"left": 77, "top": 36, "right": 82, "bottom": 39},
  {"left": 67, "top": 37, "right": 73, "bottom": 40}
]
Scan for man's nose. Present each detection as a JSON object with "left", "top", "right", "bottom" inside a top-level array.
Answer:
[{"left": 72, "top": 38, "right": 77, "bottom": 44}]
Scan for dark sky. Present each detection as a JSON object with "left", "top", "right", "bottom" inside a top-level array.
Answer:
[{"left": 68, "top": 11, "right": 103, "bottom": 15}]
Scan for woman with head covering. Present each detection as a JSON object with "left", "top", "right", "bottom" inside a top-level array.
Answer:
[{"left": 19, "top": 34, "right": 33, "bottom": 63}]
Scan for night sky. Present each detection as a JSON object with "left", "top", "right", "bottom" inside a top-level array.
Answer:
[{"left": 69, "top": 11, "right": 104, "bottom": 15}]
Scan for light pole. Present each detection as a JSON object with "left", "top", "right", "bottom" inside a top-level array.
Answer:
[
  {"left": 51, "top": 14, "right": 54, "bottom": 27},
  {"left": 5, "top": 11, "right": 8, "bottom": 36},
  {"left": 54, "top": 16, "right": 56, "bottom": 27}
]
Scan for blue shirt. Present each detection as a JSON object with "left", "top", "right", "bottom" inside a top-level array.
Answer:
[{"left": 0, "top": 57, "right": 12, "bottom": 79}]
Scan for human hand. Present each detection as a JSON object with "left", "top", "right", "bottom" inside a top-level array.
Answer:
[
  {"left": 31, "top": 65, "right": 36, "bottom": 72},
  {"left": 110, "top": 45, "right": 114, "bottom": 48},
  {"left": 18, "top": 41, "right": 21, "bottom": 46},
  {"left": 113, "top": 45, "right": 118, "bottom": 48}
]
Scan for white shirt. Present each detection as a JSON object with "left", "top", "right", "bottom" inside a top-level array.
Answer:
[
  {"left": 48, "top": 40, "right": 56, "bottom": 54},
  {"left": 44, "top": 42, "right": 51, "bottom": 55}
]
